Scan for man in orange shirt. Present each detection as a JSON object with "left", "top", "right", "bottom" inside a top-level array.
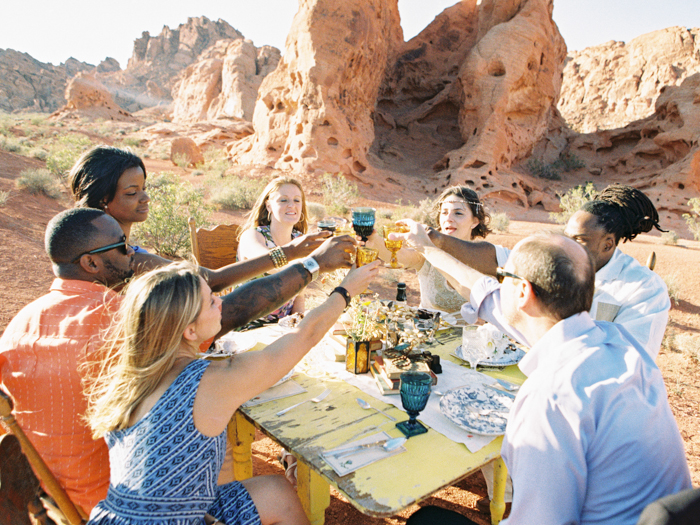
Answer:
[{"left": 0, "top": 207, "right": 354, "bottom": 515}]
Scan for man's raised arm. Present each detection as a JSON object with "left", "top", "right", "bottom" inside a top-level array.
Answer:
[
  {"left": 428, "top": 228, "right": 499, "bottom": 277},
  {"left": 217, "top": 235, "right": 356, "bottom": 337}
]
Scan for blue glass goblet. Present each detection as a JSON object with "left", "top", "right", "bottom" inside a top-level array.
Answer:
[
  {"left": 352, "top": 207, "right": 376, "bottom": 242},
  {"left": 396, "top": 372, "right": 432, "bottom": 438}
]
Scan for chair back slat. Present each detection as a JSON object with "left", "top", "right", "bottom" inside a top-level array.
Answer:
[
  {"left": 189, "top": 217, "right": 240, "bottom": 269},
  {"left": 0, "top": 388, "right": 86, "bottom": 525}
]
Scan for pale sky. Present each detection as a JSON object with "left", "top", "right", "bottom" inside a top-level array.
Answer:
[{"left": 1, "top": 0, "right": 698, "bottom": 68}]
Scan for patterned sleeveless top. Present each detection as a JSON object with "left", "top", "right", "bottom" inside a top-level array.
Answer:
[{"left": 87, "top": 360, "right": 260, "bottom": 525}]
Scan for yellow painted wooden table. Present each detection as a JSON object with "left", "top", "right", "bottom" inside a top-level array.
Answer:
[{"left": 228, "top": 328, "right": 525, "bottom": 525}]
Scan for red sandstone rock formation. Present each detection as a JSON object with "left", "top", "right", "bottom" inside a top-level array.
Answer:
[
  {"left": 229, "top": 0, "right": 404, "bottom": 180},
  {"left": 559, "top": 27, "right": 700, "bottom": 133},
  {"left": 51, "top": 72, "right": 134, "bottom": 121},
  {"left": 229, "top": 0, "right": 566, "bottom": 208},
  {"left": 0, "top": 49, "right": 93, "bottom": 112},
  {"left": 171, "top": 39, "right": 280, "bottom": 123},
  {"left": 563, "top": 72, "right": 700, "bottom": 214}
]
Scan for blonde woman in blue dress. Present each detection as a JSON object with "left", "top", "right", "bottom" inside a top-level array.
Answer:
[{"left": 84, "top": 259, "right": 378, "bottom": 525}]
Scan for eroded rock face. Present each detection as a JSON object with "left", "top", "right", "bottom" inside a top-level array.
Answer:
[
  {"left": 230, "top": 0, "right": 404, "bottom": 179},
  {"left": 51, "top": 72, "right": 134, "bottom": 121},
  {"left": 559, "top": 27, "right": 700, "bottom": 133},
  {"left": 99, "top": 16, "right": 244, "bottom": 113},
  {"left": 230, "top": 0, "right": 565, "bottom": 208},
  {"left": 565, "top": 72, "right": 700, "bottom": 214},
  {"left": 0, "top": 49, "right": 92, "bottom": 112},
  {"left": 171, "top": 39, "right": 281, "bottom": 123}
]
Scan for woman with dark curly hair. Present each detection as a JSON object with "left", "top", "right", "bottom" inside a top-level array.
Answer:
[{"left": 367, "top": 186, "right": 508, "bottom": 312}]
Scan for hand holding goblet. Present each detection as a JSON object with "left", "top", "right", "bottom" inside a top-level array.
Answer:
[
  {"left": 382, "top": 224, "right": 409, "bottom": 269},
  {"left": 352, "top": 207, "right": 376, "bottom": 242}
]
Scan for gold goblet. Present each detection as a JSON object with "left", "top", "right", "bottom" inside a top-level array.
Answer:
[
  {"left": 356, "top": 246, "right": 379, "bottom": 267},
  {"left": 383, "top": 225, "right": 408, "bottom": 269}
]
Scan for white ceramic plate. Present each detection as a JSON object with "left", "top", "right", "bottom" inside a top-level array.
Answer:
[
  {"left": 439, "top": 385, "right": 513, "bottom": 435},
  {"left": 452, "top": 344, "right": 525, "bottom": 368}
]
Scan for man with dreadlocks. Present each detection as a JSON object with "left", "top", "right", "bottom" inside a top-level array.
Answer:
[
  {"left": 418, "top": 184, "right": 670, "bottom": 361},
  {"left": 561, "top": 184, "right": 669, "bottom": 359}
]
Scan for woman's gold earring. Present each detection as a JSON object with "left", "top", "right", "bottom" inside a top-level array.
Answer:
[{"left": 267, "top": 211, "right": 272, "bottom": 222}]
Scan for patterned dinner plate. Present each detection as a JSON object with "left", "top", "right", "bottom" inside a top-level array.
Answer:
[
  {"left": 439, "top": 385, "right": 514, "bottom": 436},
  {"left": 452, "top": 344, "right": 526, "bottom": 368}
]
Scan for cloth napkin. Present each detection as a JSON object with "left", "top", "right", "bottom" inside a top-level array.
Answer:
[{"left": 321, "top": 431, "right": 406, "bottom": 477}]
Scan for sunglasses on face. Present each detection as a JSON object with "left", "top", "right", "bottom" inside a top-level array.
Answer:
[
  {"left": 496, "top": 267, "right": 540, "bottom": 296},
  {"left": 496, "top": 267, "right": 525, "bottom": 284},
  {"left": 72, "top": 236, "right": 129, "bottom": 263}
]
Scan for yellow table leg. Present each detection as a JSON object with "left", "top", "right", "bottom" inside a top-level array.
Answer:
[
  {"left": 227, "top": 412, "right": 255, "bottom": 481},
  {"left": 490, "top": 457, "right": 507, "bottom": 524},
  {"left": 296, "top": 460, "right": 330, "bottom": 525}
]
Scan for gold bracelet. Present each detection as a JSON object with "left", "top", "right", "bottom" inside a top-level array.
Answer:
[{"left": 269, "top": 246, "right": 288, "bottom": 268}]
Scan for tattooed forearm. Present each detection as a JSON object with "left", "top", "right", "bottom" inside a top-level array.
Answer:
[{"left": 217, "top": 263, "right": 311, "bottom": 337}]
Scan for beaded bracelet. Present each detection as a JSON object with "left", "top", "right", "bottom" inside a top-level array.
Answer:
[
  {"left": 330, "top": 286, "right": 352, "bottom": 309},
  {"left": 269, "top": 246, "right": 288, "bottom": 268}
]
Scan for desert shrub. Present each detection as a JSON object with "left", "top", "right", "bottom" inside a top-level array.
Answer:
[
  {"left": 661, "top": 230, "right": 678, "bottom": 246},
  {"left": 201, "top": 147, "right": 230, "bottom": 177},
  {"left": 45, "top": 134, "right": 93, "bottom": 178},
  {"left": 527, "top": 158, "right": 560, "bottom": 180},
  {"left": 209, "top": 175, "right": 267, "bottom": 211},
  {"left": 307, "top": 202, "right": 326, "bottom": 222},
  {"left": 0, "top": 190, "right": 9, "bottom": 207},
  {"left": 0, "top": 136, "right": 26, "bottom": 154},
  {"left": 321, "top": 173, "right": 359, "bottom": 216},
  {"left": 30, "top": 148, "right": 48, "bottom": 161},
  {"left": 527, "top": 151, "right": 585, "bottom": 181},
  {"left": 132, "top": 172, "right": 213, "bottom": 257},
  {"left": 664, "top": 272, "right": 681, "bottom": 306},
  {"left": 683, "top": 198, "right": 700, "bottom": 241},
  {"left": 15, "top": 168, "right": 62, "bottom": 199},
  {"left": 172, "top": 153, "right": 191, "bottom": 169},
  {"left": 490, "top": 212, "right": 510, "bottom": 233},
  {"left": 391, "top": 197, "right": 434, "bottom": 226},
  {"left": 549, "top": 182, "right": 597, "bottom": 224}
]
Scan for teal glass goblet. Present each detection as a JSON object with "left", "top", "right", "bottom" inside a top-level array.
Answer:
[
  {"left": 352, "top": 207, "right": 376, "bottom": 242},
  {"left": 396, "top": 372, "right": 432, "bottom": 438}
]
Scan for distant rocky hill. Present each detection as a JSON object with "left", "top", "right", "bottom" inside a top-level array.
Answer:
[
  {"left": 558, "top": 26, "right": 700, "bottom": 133},
  {"left": 0, "top": 49, "right": 95, "bottom": 112},
  {"left": 0, "top": 16, "right": 276, "bottom": 116}
]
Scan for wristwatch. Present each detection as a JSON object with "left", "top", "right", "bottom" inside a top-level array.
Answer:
[{"left": 300, "top": 257, "right": 320, "bottom": 281}]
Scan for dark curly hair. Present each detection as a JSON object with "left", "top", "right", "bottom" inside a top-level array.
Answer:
[
  {"left": 580, "top": 184, "right": 665, "bottom": 244},
  {"left": 432, "top": 186, "right": 491, "bottom": 239}
]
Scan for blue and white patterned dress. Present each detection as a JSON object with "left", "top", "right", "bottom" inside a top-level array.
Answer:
[{"left": 88, "top": 360, "right": 261, "bottom": 525}]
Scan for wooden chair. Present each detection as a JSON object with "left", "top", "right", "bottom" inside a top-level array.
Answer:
[
  {"left": 646, "top": 251, "right": 656, "bottom": 271},
  {"left": 0, "top": 388, "right": 86, "bottom": 525},
  {"left": 188, "top": 217, "right": 241, "bottom": 270}
]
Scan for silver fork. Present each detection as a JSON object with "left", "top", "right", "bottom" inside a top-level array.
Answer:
[{"left": 276, "top": 388, "right": 331, "bottom": 416}]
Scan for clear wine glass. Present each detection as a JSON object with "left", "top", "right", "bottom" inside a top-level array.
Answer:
[
  {"left": 396, "top": 372, "right": 432, "bottom": 438},
  {"left": 352, "top": 207, "right": 376, "bottom": 242},
  {"left": 461, "top": 327, "right": 489, "bottom": 369}
]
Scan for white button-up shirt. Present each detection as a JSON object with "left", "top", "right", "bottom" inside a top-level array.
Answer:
[
  {"left": 502, "top": 313, "right": 690, "bottom": 525},
  {"left": 462, "top": 247, "right": 670, "bottom": 359}
]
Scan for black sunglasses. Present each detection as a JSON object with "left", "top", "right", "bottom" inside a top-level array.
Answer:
[
  {"left": 496, "top": 267, "right": 540, "bottom": 296},
  {"left": 72, "top": 236, "right": 129, "bottom": 263},
  {"left": 496, "top": 267, "right": 525, "bottom": 283}
]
